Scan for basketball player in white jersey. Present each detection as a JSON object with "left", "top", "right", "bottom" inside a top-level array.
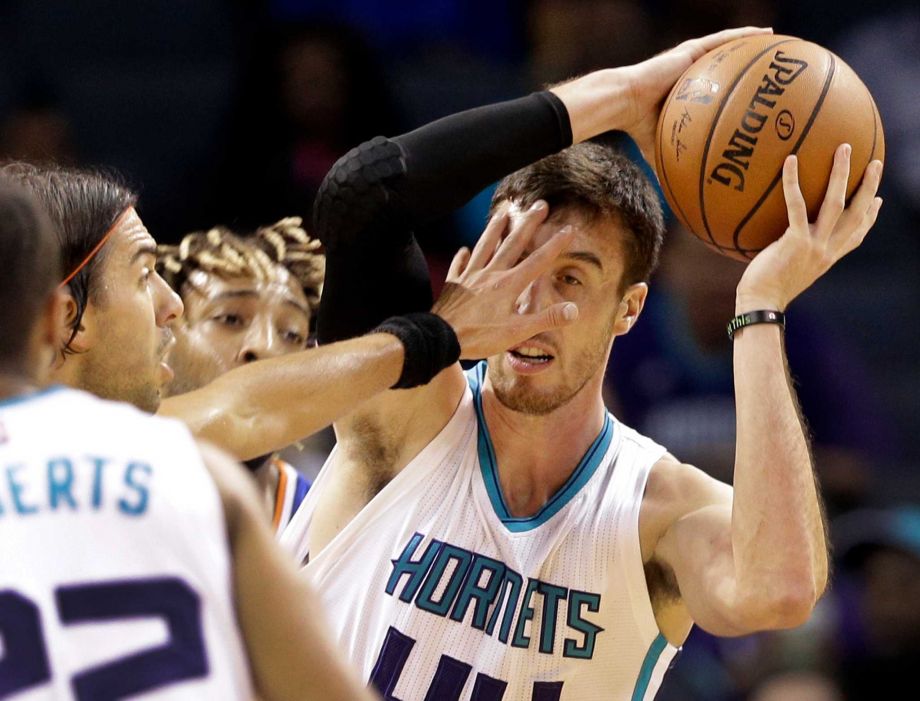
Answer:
[
  {"left": 0, "top": 181, "right": 375, "bottom": 700},
  {"left": 157, "top": 218, "right": 324, "bottom": 535},
  {"left": 0, "top": 162, "right": 579, "bottom": 465},
  {"left": 281, "top": 30, "right": 885, "bottom": 701}
]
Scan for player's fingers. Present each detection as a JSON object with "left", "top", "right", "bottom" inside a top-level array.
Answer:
[
  {"left": 681, "top": 27, "right": 772, "bottom": 60},
  {"left": 511, "top": 225, "right": 575, "bottom": 286},
  {"left": 513, "top": 302, "right": 579, "bottom": 338},
  {"left": 816, "top": 143, "right": 851, "bottom": 235},
  {"left": 447, "top": 247, "right": 471, "bottom": 281},
  {"left": 781, "top": 156, "right": 809, "bottom": 233},
  {"left": 467, "top": 206, "right": 510, "bottom": 271},
  {"left": 839, "top": 159, "right": 883, "bottom": 229},
  {"left": 489, "top": 200, "right": 549, "bottom": 269},
  {"left": 843, "top": 196, "right": 882, "bottom": 254}
]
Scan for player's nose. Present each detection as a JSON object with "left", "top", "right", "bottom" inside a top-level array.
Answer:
[
  {"left": 153, "top": 273, "right": 183, "bottom": 326},
  {"left": 237, "top": 319, "right": 284, "bottom": 364}
]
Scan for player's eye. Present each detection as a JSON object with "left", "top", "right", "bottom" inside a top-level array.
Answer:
[
  {"left": 140, "top": 268, "right": 153, "bottom": 286},
  {"left": 213, "top": 313, "right": 244, "bottom": 327},
  {"left": 282, "top": 329, "right": 306, "bottom": 346},
  {"left": 557, "top": 273, "right": 582, "bottom": 287}
]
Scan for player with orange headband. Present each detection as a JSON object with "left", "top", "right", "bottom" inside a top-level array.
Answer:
[{"left": 0, "top": 162, "right": 579, "bottom": 462}]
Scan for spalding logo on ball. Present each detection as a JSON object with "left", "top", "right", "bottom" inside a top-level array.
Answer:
[{"left": 655, "top": 34, "right": 884, "bottom": 260}]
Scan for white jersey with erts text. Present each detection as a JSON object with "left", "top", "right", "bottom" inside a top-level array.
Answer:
[
  {"left": 282, "top": 363, "right": 680, "bottom": 701},
  {"left": 0, "top": 387, "right": 253, "bottom": 700}
]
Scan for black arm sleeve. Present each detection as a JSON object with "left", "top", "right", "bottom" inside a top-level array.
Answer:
[{"left": 315, "top": 91, "right": 572, "bottom": 345}]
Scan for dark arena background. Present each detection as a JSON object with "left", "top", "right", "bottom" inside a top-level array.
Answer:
[{"left": 2, "top": 1, "right": 917, "bottom": 699}]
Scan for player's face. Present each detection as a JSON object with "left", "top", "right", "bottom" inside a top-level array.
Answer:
[
  {"left": 57, "top": 208, "right": 184, "bottom": 412},
  {"left": 164, "top": 268, "right": 311, "bottom": 396},
  {"left": 487, "top": 206, "right": 646, "bottom": 415}
]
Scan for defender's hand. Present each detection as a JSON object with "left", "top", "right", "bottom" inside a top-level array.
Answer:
[
  {"left": 736, "top": 144, "right": 883, "bottom": 313},
  {"left": 432, "top": 201, "right": 577, "bottom": 360}
]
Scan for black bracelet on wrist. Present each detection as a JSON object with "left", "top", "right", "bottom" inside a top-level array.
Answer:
[
  {"left": 373, "top": 312, "right": 461, "bottom": 389},
  {"left": 726, "top": 310, "right": 785, "bottom": 341}
]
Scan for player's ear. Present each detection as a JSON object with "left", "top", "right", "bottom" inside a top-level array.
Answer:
[
  {"left": 612, "top": 282, "right": 647, "bottom": 336},
  {"left": 58, "top": 290, "right": 95, "bottom": 355}
]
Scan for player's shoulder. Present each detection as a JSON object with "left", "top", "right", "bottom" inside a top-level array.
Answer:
[{"left": 642, "top": 454, "right": 733, "bottom": 530}]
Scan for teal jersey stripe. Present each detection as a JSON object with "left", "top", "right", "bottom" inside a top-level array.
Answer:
[
  {"left": 465, "top": 362, "right": 615, "bottom": 532},
  {"left": 631, "top": 634, "right": 668, "bottom": 701}
]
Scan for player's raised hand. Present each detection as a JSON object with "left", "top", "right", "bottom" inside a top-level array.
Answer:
[
  {"left": 432, "top": 200, "right": 577, "bottom": 360},
  {"left": 736, "top": 144, "right": 883, "bottom": 313},
  {"left": 621, "top": 27, "right": 773, "bottom": 165},
  {"left": 550, "top": 27, "right": 771, "bottom": 164}
]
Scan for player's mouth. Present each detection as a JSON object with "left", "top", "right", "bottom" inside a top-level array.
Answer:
[
  {"left": 506, "top": 343, "right": 555, "bottom": 375},
  {"left": 157, "top": 331, "right": 176, "bottom": 384}
]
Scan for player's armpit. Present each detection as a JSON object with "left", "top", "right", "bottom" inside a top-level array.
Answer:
[{"left": 197, "top": 441, "right": 377, "bottom": 701}]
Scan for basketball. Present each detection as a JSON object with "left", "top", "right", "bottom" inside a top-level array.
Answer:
[{"left": 655, "top": 34, "right": 885, "bottom": 260}]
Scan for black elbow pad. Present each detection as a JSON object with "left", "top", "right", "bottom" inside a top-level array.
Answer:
[{"left": 313, "top": 136, "right": 409, "bottom": 252}]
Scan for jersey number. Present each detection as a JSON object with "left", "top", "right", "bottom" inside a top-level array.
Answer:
[
  {"left": 370, "top": 625, "right": 563, "bottom": 701},
  {"left": 0, "top": 577, "right": 207, "bottom": 700}
]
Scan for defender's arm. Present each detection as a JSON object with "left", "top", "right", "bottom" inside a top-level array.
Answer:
[{"left": 160, "top": 219, "right": 578, "bottom": 461}]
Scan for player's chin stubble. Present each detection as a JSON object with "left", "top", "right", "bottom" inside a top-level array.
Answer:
[{"left": 490, "top": 325, "right": 614, "bottom": 416}]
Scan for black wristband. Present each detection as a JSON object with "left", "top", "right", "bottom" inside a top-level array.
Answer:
[
  {"left": 726, "top": 310, "right": 785, "bottom": 340},
  {"left": 374, "top": 313, "right": 461, "bottom": 389}
]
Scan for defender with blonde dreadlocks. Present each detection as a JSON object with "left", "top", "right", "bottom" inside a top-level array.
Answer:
[
  {"left": 157, "top": 217, "right": 325, "bottom": 534},
  {"left": 158, "top": 217, "right": 324, "bottom": 393},
  {"left": 159, "top": 217, "right": 324, "bottom": 323}
]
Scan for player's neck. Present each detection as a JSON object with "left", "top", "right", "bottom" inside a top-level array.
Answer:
[
  {"left": 0, "top": 369, "right": 42, "bottom": 403},
  {"left": 480, "top": 378, "right": 607, "bottom": 519}
]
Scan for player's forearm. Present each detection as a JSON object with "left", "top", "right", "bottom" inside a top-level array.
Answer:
[
  {"left": 729, "top": 323, "right": 828, "bottom": 626},
  {"left": 549, "top": 69, "right": 631, "bottom": 144},
  {"left": 161, "top": 334, "right": 404, "bottom": 460},
  {"left": 315, "top": 92, "right": 572, "bottom": 247}
]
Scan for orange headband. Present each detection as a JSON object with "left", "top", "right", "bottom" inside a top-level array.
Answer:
[{"left": 58, "top": 208, "right": 131, "bottom": 288}]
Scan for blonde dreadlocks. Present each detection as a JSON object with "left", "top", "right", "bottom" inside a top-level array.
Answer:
[{"left": 157, "top": 217, "right": 325, "bottom": 316}]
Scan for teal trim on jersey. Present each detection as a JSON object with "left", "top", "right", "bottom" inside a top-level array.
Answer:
[
  {"left": 0, "top": 384, "right": 65, "bottom": 409},
  {"left": 465, "top": 362, "right": 615, "bottom": 533},
  {"left": 631, "top": 634, "right": 668, "bottom": 701}
]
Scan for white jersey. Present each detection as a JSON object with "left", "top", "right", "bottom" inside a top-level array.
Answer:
[
  {"left": 0, "top": 386, "right": 253, "bottom": 700},
  {"left": 282, "top": 363, "right": 680, "bottom": 701}
]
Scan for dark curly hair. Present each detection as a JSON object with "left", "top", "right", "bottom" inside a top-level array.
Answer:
[{"left": 0, "top": 161, "right": 137, "bottom": 352}]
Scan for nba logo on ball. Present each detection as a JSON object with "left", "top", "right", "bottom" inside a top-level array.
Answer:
[
  {"left": 675, "top": 77, "right": 721, "bottom": 105},
  {"left": 655, "top": 35, "right": 884, "bottom": 261}
]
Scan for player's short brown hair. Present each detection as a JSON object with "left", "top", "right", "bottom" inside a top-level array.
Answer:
[{"left": 491, "top": 141, "right": 665, "bottom": 290}]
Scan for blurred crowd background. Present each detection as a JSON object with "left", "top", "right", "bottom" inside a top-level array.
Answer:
[{"left": 1, "top": 1, "right": 917, "bottom": 699}]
